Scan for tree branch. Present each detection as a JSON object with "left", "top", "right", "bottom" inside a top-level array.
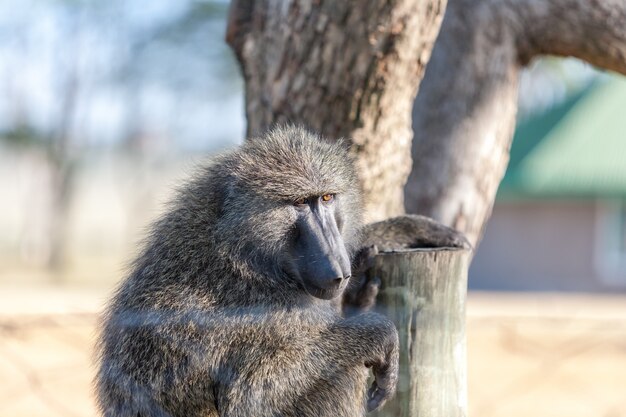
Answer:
[
  {"left": 514, "top": 0, "right": 626, "bottom": 74},
  {"left": 405, "top": 0, "right": 626, "bottom": 247}
]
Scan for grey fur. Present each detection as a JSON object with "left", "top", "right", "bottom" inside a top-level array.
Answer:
[
  {"left": 95, "top": 126, "right": 399, "bottom": 417},
  {"left": 361, "top": 214, "right": 471, "bottom": 252}
]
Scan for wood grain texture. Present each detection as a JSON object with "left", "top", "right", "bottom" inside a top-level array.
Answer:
[{"left": 372, "top": 248, "right": 470, "bottom": 417}]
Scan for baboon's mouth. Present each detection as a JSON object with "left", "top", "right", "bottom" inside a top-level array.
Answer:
[
  {"left": 302, "top": 281, "right": 346, "bottom": 300},
  {"left": 282, "top": 266, "right": 347, "bottom": 300}
]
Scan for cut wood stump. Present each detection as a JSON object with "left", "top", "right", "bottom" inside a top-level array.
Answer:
[{"left": 372, "top": 247, "right": 470, "bottom": 417}]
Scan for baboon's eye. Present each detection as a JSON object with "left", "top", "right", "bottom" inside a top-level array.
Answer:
[{"left": 321, "top": 194, "right": 334, "bottom": 202}]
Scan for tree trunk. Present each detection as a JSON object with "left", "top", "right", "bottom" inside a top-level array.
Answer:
[
  {"left": 405, "top": 0, "right": 626, "bottom": 247},
  {"left": 372, "top": 248, "right": 470, "bottom": 417},
  {"left": 226, "top": 0, "right": 446, "bottom": 222}
]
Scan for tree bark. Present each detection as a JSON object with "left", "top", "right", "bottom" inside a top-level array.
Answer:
[
  {"left": 372, "top": 248, "right": 470, "bottom": 417},
  {"left": 405, "top": 0, "right": 626, "bottom": 247},
  {"left": 226, "top": 0, "right": 446, "bottom": 222}
]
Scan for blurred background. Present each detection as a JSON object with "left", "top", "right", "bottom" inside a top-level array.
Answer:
[
  {"left": 0, "top": 0, "right": 243, "bottom": 286},
  {"left": 0, "top": 1, "right": 624, "bottom": 416}
]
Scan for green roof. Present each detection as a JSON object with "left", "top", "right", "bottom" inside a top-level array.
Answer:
[{"left": 499, "top": 76, "right": 626, "bottom": 199}]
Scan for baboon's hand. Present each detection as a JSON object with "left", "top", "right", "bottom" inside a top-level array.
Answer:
[
  {"left": 343, "top": 245, "right": 380, "bottom": 314},
  {"left": 365, "top": 323, "right": 399, "bottom": 412},
  {"left": 424, "top": 222, "right": 471, "bottom": 250}
]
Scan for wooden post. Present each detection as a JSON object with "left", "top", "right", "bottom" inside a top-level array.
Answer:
[{"left": 372, "top": 247, "right": 470, "bottom": 417}]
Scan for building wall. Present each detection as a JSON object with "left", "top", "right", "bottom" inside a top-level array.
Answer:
[{"left": 469, "top": 200, "right": 624, "bottom": 292}]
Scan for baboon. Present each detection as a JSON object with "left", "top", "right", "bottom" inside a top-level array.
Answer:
[
  {"left": 96, "top": 126, "right": 400, "bottom": 417},
  {"left": 96, "top": 125, "right": 467, "bottom": 417}
]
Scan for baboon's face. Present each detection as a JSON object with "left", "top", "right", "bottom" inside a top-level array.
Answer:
[
  {"left": 284, "top": 193, "right": 352, "bottom": 300},
  {"left": 216, "top": 187, "right": 353, "bottom": 300},
  {"left": 214, "top": 130, "right": 361, "bottom": 300}
]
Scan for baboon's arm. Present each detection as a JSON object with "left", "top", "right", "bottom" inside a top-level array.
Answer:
[
  {"left": 212, "top": 312, "right": 398, "bottom": 416},
  {"left": 324, "top": 312, "right": 399, "bottom": 412},
  {"left": 361, "top": 214, "right": 471, "bottom": 251}
]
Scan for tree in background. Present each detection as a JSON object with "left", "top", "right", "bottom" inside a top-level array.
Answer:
[
  {"left": 406, "top": 0, "right": 626, "bottom": 245},
  {"left": 227, "top": 0, "right": 626, "bottom": 247}
]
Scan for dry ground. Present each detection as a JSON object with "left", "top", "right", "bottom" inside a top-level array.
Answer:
[{"left": 0, "top": 286, "right": 625, "bottom": 417}]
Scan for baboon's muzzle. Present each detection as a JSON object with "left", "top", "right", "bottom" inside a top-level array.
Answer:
[{"left": 292, "top": 201, "right": 351, "bottom": 300}]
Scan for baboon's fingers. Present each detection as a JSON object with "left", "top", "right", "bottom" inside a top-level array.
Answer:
[
  {"left": 355, "top": 276, "right": 380, "bottom": 309},
  {"left": 353, "top": 245, "right": 379, "bottom": 271},
  {"left": 366, "top": 381, "right": 391, "bottom": 412},
  {"left": 367, "top": 341, "right": 399, "bottom": 412},
  {"left": 440, "top": 230, "right": 472, "bottom": 250},
  {"left": 423, "top": 222, "right": 471, "bottom": 250},
  {"left": 362, "top": 245, "right": 379, "bottom": 268},
  {"left": 345, "top": 245, "right": 380, "bottom": 312}
]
